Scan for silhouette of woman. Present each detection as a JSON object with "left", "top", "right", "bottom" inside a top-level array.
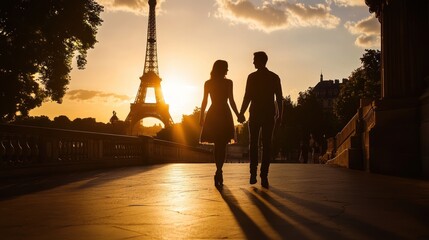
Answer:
[{"left": 200, "top": 60, "right": 240, "bottom": 188}]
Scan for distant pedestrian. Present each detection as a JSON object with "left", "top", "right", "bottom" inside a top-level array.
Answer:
[
  {"left": 300, "top": 138, "right": 309, "bottom": 163},
  {"left": 200, "top": 60, "right": 240, "bottom": 188},
  {"left": 238, "top": 51, "right": 283, "bottom": 188},
  {"left": 309, "top": 133, "right": 319, "bottom": 163}
]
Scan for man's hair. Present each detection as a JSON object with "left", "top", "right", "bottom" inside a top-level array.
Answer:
[{"left": 254, "top": 51, "right": 268, "bottom": 65}]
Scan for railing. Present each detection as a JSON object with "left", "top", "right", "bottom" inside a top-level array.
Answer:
[
  {"left": 145, "top": 138, "right": 213, "bottom": 163},
  {"left": 327, "top": 99, "right": 376, "bottom": 169},
  {"left": 361, "top": 102, "right": 376, "bottom": 130},
  {"left": 0, "top": 124, "right": 212, "bottom": 177},
  {"left": 335, "top": 111, "right": 359, "bottom": 155}
]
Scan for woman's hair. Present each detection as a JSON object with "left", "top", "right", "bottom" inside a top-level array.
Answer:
[{"left": 210, "top": 60, "right": 228, "bottom": 79}]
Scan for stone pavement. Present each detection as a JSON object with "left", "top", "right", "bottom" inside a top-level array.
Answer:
[{"left": 1, "top": 163, "right": 429, "bottom": 240}]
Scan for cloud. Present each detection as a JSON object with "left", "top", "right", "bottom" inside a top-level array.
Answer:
[
  {"left": 214, "top": 0, "right": 340, "bottom": 32},
  {"left": 286, "top": 2, "right": 340, "bottom": 28},
  {"left": 97, "top": 0, "right": 165, "bottom": 14},
  {"left": 67, "top": 89, "right": 131, "bottom": 103},
  {"left": 331, "top": 0, "right": 366, "bottom": 7},
  {"left": 345, "top": 15, "right": 380, "bottom": 48}
]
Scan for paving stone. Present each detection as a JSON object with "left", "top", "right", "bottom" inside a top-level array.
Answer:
[{"left": 1, "top": 163, "right": 429, "bottom": 239}]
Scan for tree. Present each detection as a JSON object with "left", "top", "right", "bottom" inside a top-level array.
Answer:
[
  {"left": 291, "top": 88, "right": 340, "bottom": 157},
  {"left": 72, "top": 117, "right": 96, "bottom": 130},
  {"left": 156, "top": 107, "right": 202, "bottom": 146},
  {"left": 296, "top": 87, "right": 325, "bottom": 137},
  {"left": 334, "top": 49, "right": 381, "bottom": 125},
  {"left": 181, "top": 107, "right": 202, "bottom": 146},
  {"left": 13, "top": 115, "right": 52, "bottom": 127},
  {"left": 53, "top": 115, "right": 72, "bottom": 129},
  {"left": 0, "top": 0, "right": 103, "bottom": 122},
  {"left": 12, "top": 114, "right": 132, "bottom": 134},
  {"left": 274, "top": 96, "right": 298, "bottom": 160}
]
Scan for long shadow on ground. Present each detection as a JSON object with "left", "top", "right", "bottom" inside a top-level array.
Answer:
[{"left": 0, "top": 165, "right": 163, "bottom": 201}]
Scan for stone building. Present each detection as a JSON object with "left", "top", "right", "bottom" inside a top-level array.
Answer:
[
  {"left": 312, "top": 73, "right": 346, "bottom": 112},
  {"left": 328, "top": 0, "right": 429, "bottom": 178}
]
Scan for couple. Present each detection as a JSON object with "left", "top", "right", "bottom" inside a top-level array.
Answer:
[{"left": 199, "top": 51, "right": 283, "bottom": 189}]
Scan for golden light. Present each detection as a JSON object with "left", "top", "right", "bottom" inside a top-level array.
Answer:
[{"left": 161, "top": 74, "right": 199, "bottom": 123}]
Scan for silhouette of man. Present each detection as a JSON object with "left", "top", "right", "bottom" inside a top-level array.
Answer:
[{"left": 238, "top": 51, "right": 283, "bottom": 188}]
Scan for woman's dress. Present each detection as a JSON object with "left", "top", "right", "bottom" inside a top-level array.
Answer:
[{"left": 200, "top": 79, "right": 235, "bottom": 143}]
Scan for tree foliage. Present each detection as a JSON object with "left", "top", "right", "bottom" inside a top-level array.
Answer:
[
  {"left": 11, "top": 115, "right": 127, "bottom": 134},
  {"left": 334, "top": 49, "right": 381, "bottom": 125},
  {"left": 273, "top": 96, "right": 298, "bottom": 159},
  {"left": 296, "top": 87, "right": 325, "bottom": 136},
  {"left": 0, "top": 0, "right": 103, "bottom": 121},
  {"left": 156, "top": 107, "right": 202, "bottom": 146},
  {"left": 296, "top": 89, "right": 339, "bottom": 142},
  {"left": 181, "top": 107, "right": 202, "bottom": 146}
]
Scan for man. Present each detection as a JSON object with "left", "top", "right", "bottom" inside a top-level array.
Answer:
[{"left": 238, "top": 51, "right": 283, "bottom": 188}]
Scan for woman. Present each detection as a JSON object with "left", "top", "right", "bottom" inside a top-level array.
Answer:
[{"left": 200, "top": 60, "right": 240, "bottom": 188}]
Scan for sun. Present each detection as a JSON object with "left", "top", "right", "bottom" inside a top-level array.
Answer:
[{"left": 160, "top": 75, "right": 199, "bottom": 123}]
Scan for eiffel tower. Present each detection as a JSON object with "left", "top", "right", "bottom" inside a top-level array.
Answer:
[{"left": 126, "top": 0, "right": 173, "bottom": 134}]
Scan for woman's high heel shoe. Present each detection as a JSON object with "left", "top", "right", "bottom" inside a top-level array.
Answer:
[{"left": 214, "top": 171, "right": 223, "bottom": 188}]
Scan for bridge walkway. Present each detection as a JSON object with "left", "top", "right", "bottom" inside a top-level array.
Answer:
[{"left": 1, "top": 163, "right": 429, "bottom": 240}]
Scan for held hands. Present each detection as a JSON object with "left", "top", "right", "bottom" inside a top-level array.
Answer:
[{"left": 237, "top": 113, "right": 246, "bottom": 123}]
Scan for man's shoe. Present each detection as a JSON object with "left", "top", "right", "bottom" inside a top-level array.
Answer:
[
  {"left": 250, "top": 174, "right": 257, "bottom": 184},
  {"left": 261, "top": 176, "right": 269, "bottom": 189}
]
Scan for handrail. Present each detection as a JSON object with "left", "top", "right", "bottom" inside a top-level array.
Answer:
[
  {"left": 335, "top": 111, "right": 359, "bottom": 150},
  {"left": 0, "top": 124, "right": 212, "bottom": 176}
]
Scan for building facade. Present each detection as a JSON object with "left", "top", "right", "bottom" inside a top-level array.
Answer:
[{"left": 312, "top": 73, "right": 346, "bottom": 112}]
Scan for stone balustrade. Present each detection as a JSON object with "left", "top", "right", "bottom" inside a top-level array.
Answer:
[
  {"left": 327, "top": 100, "right": 376, "bottom": 170},
  {"left": 335, "top": 112, "right": 358, "bottom": 157},
  {"left": 0, "top": 124, "right": 212, "bottom": 177}
]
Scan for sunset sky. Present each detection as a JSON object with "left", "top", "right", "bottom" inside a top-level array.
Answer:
[{"left": 30, "top": 0, "right": 380, "bottom": 125}]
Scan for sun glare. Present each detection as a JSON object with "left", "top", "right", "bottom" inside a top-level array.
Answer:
[{"left": 161, "top": 75, "right": 199, "bottom": 123}]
